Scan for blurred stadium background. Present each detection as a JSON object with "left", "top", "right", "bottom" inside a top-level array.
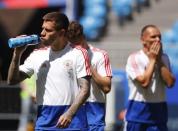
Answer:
[{"left": 0, "top": 0, "right": 178, "bottom": 131}]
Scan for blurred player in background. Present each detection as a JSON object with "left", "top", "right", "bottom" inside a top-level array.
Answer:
[
  {"left": 125, "top": 25, "right": 176, "bottom": 131},
  {"left": 67, "top": 21, "right": 112, "bottom": 131}
]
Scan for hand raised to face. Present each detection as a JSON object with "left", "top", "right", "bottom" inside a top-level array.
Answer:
[{"left": 147, "top": 41, "right": 161, "bottom": 61}]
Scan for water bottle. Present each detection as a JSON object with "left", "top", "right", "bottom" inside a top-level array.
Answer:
[{"left": 8, "top": 34, "right": 40, "bottom": 48}]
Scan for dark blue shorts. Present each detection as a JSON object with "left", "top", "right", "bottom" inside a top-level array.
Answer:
[
  {"left": 88, "top": 124, "right": 104, "bottom": 131},
  {"left": 124, "top": 121, "right": 168, "bottom": 131}
]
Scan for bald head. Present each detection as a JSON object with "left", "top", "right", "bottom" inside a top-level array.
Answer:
[{"left": 141, "top": 25, "right": 159, "bottom": 37}]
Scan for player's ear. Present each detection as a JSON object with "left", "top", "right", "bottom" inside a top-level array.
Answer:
[
  {"left": 140, "top": 36, "right": 145, "bottom": 45},
  {"left": 58, "top": 29, "right": 66, "bottom": 36}
]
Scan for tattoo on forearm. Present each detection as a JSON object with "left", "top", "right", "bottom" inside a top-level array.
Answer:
[{"left": 67, "top": 77, "right": 90, "bottom": 117}]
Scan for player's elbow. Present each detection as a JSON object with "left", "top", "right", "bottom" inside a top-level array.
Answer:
[
  {"left": 7, "top": 80, "right": 13, "bottom": 85},
  {"left": 167, "top": 77, "right": 176, "bottom": 88},
  {"left": 102, "top": 78, "right": 112, "bottom": 94},
  {"left": 142, "top": 83, "right": 149, "bottom": 88},
  {"left": 140, "top": 80, "right": 150, "bottom": 89},
  {"left": 7, "top": 79, "right": 18, "bottom": 85},
  {"left": 136, "top": 77, "right": 150, "bottom": 89},
  {"left": 103, "top": 86, "right": 111, "bottom": 94}
]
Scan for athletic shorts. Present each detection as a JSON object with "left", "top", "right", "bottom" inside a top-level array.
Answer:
[
  {"left": 124, "top": 121, "right": 168, "bottom": 131},
  {"left": 88, "top": 124, "right": 104, "bottom": 131}
]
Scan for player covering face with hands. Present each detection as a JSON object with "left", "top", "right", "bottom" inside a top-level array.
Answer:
[
  {"left": 124, "top": 25, "right": 175, "bottom": 131},
  {"left": 140, "top": 25, "right": 175, "bottom": 88}
]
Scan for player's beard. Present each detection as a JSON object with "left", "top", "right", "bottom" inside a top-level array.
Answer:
[{"left": 41, "top": 37, "right": 57, "bottom": 46}]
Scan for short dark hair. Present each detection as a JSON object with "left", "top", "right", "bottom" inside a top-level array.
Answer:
[
  {"left": 141, "top": 24, "right": 158, "bottom": 36},
  {"left": 43, "top": 12, "right": 69, "bottom": 31},
  {"left": 67, "top": 21, "right": 84, "bottom": 43}
]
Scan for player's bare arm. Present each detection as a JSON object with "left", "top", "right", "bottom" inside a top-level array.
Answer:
[
  {"left": 136, "top": 42, "right": 160, "bottom": 88},
  {"left": 91, "top": 67, "right": 111, "bottom": 94},
  {"left": 7, "top": 46, "right": 28, "bottom": 85},
  {"left": 56, "top": 76, "right": 90, "bottom": 128},
  {"left": 157, "top": 58, "right": 176, "bottom": 88}
]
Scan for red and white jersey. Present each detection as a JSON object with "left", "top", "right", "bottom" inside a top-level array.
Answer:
[
  {"left": 87, "top": 45, "right": 112, "bottom": 103},
  {"left": 20, "top": 43, "right": 91, "bottom": 106},
  {"left": 126, "top": 49, "right": 171, "bottom": 102},
  {"left": 125, "top": 49, "right": 171, "bottom": 124}
]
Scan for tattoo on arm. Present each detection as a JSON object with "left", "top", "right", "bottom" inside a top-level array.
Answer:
[{"left": 66, "top": 76, "right": 90, "bottom": 117}]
